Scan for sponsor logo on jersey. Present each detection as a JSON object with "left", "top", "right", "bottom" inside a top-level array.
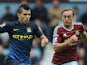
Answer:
[
  {"left": 75, "top": 30, "right": 79, "bottom": 35},
  {"left": 63, "top": 33, "right": 67, "bottom": 37},
  {"left": 12, "top": 34, "right": 33, "bottom": 40}
]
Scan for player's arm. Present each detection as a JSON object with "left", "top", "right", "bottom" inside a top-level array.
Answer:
[
  {"left": 79, "top": 25, "right": 87, "bottom": 44},
  {"left": 34, "top": 24, "right": 48, "bottom": 47},
  {"left": 53, "top": 35, "right": 78, "bottom": 52},
  {"left": 53, "top": 27, "right": 78, "bottom": 52},
  {"left": 0, "top": 22, "right": 10, "bottom": 33}
]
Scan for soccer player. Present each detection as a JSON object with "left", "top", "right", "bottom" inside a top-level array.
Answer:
[
  {"left": 1, "top": 4, "right": 48, "bottom": 65},
  {"left": 52, "top": 9, "right": 87, "bottom": 65}
]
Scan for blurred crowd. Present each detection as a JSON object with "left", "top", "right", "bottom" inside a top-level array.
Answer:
[{"left": 0, "top": 0, "right": 87, "bottom": 65}]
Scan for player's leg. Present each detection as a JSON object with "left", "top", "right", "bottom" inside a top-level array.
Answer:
[
  {"left": 4, "top": 56, "right": 22, "bottom": 65},
  {"left": 62, "top": 61, "right": 78, "bottom": 65}
]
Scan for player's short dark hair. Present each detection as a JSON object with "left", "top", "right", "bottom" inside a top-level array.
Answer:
[
  {"left": 61, "top": 9, "right": 74, "bottom": 15},
  {"left": 17, "top": 4, "right": 30, "bottom": 13}
]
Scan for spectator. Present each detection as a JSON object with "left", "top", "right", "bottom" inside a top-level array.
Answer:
[
  {"left": 73, "top": 6, "right": 79, "bottom": 22},
  {"left": 48, "top": 0, "right": 62, "bottom": 41},
  {"left": 0, "top": 6, "right": 16, "bottom": 51},
  {"left": 21, "top": 0, "right": 28, "bottom": 5},
  {"left": 35, "top": 18, "right": 46, "bottom": 35},
  {"left": 80, "top": 5, "right": 87, "bottom": 31},
  {"left": 48, "top": 0, "right": 62, "bottom": 28},
  {"left": 32, "top": 0, "right": 50, "bottom": 41},
  {"left": 0, "top": 6, "right": 17, "bottom": 23},
  {"left": 32, "top": 0, "right": 48, "bottom": 23}
]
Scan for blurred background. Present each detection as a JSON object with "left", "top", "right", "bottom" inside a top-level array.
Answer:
[{"left": 0, "top": 0, "right": 87, "bottom": 65}]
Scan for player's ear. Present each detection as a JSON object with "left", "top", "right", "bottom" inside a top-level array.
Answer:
[
  {"left": 73, "top": 15, "right": 75, "bottom": 19},
  {"left": 73, "top": 13, "right": 75, "bottom": 18},
  {"left": 17, "top": 13, "right": 20, "bottom": 18},
  {"left": 29, "top": 10, "right": 31, "bottom": 17}
]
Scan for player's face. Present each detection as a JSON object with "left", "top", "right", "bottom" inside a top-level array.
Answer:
[
  {"left": 62, "top": 10, "right": 74, "bottom": 27},
  {"left": 17, "top": 9, "right": 31, "bottom": 24}
]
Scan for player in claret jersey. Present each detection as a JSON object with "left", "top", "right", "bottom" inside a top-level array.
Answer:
[
  {"left": 0, "top": 4, "right": 48, "bottom": 65},
  {"left": 51, "top": 9, "right": 87, "bottom": 65}
]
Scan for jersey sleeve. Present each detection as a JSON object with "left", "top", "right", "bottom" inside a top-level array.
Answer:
[
  {"left": 34, "top": 24, "right": 43, "bottom": 38},
  {"left": 53, "top": 26, "right": 62, "bottom": 45},
  {"left": 0, "top": 22, "right": 11, "bottom": 33}
]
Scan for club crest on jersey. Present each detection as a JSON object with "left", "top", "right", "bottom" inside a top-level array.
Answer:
[
  {"left": 27, "top": 27, "right": 32, "bottom": 32},
  {"left": 75, "top": 30, "right": 79, "bottom": 35},
  {"left": 63, "top": 33, "right": 67, "bottom": 37}
]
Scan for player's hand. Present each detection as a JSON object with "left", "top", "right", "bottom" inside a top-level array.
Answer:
[
  {"left": 69, "top": 35, "right": 78, "bottom": 43},
  {"left": 41, "top": 39, "right": 48, "bottom": 47}
]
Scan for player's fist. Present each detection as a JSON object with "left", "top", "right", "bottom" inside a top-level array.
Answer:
[
  {"left": 41, "top": 39, "right": 48, "bottom": 47},
  {"left": 70, "top": 35, "right": 78, "bottom": 43}
]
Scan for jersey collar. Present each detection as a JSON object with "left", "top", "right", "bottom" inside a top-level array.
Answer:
[
  {"left": 62, "top": 22, "right": 74, "bottom": 31},
  {"left": 17, "top": 20, "right": 30, "bottom": 26}
]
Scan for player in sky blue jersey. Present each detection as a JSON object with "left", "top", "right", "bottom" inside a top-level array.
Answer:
[{"left": 0, "top": 4, "right": 48, "bottom": 65}]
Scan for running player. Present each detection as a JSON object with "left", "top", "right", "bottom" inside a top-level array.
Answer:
[
  {"left": 2, "top": 4, "right": 48, "bottom": 65},
  {"left": 52, "top": 9, "right": 87, "bottom": 65}
]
